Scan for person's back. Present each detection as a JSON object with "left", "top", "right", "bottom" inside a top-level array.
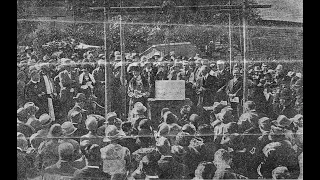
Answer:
[
  {"left": 100, "top": 143, "right": 130, "bottom": 177},
  {"left": 43, "top": 142, "right": 79, "bottom": 178},
  {"left": 17, "top": 148, "right": 30, "bottom": 180},
  {"left": 73, "top": 144, "right": 111, "bottom": 180},
  {"left": 38, "top": 139, "right": 61, "bottom": 169}
]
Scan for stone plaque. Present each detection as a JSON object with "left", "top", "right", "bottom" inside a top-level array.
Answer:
[{"left": 155, "top": 80, "right": 185, "bottom": 100}]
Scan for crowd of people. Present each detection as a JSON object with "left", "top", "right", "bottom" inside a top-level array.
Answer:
[{"left": 17, "top": 44, "right": 303, "bottom": 180}]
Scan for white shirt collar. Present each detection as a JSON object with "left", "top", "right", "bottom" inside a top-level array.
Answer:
[{"left": 87, "top": 165, "right": 99, "bottom": 168}]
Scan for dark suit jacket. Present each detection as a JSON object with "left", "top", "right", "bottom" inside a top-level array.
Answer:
[
  {"left": 225, "top": 77, "right": 243, "bottom": 100},
  {"left": 195, "top": 74, "right": 218, "bottom": 106},
  {"left": 44, "top": 160, "right": 78, "bottom": 177},
  {"left": 72, "top": 166, "right": 111, "bottom": 180}
]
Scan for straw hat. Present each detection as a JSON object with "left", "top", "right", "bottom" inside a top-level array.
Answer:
[{"left": 103, "top": 125, "right": 125, "bottom": 142}]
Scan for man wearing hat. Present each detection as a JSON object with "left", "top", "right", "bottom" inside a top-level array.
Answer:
[
  {"left": 141, "top": 59, "right": 157, "bottom": 98},
  {"left": 155, "top": 61, "right": 169, "bottom": 80},
  {"left": 24, "top": 70, "right": 49, "bottom": 117},
  {"left": 221, "top": 68, "right": 243, "bottom": 117},
  {"left": 167, "top": 61, "right": 182, "bottom": 80},
  {"left": 24, "top": 102, "right": 42, "bottom": 132},
  {"left": 73, "top": 144, "right": 111, "bottom": 179},
  {"left": 37, "top": 124, "right": 63, "bottom": 170},
  {"left": 17, "top": 132, "right": 33, "bottom": 180},
  {"left": 43, "top": 142, "right": 79, "bottom": 177},
  {"left": 68, "top": 93, "right": 89, "bottom": 121},
  {"left": 273, "top": 88, "right": 297, "bottom": 118},
  {"left": 38, "top": 63, "right": 57, "bottom": 121},
  {"left": 195, "top": 65, "right": 217, "bottom": 108},
  {"left": 54, "top": 58, "right": 77, "bottom": 118},
  {"left": 80, "top": 116, "right": 103, "bottom": 147},
  {"left": 93, "top": 59, "right": 106, "bottom": 105},
  {"left": 130, "top": 103, "right": 149, "bottom": 133},
  {"left": 31, "top": 113, "right": 53, "bottom": 147},
  {"left": 216, "top": 60, "right": 231, "bottom": 89},
  {"left": 100, "top": 125, "right": 131, "bottom": 180}
]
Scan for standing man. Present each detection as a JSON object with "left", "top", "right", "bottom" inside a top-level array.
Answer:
[
  {"left": 55, "top": 58, "right": 77, "bottom": 119},
  {"left": 195, "top": 65, "right": 217, "bottom": 108},
  {"left": 92, "top": 59, "right": 106, "bottom": 106},
  {"left": 24, "top": 70, "right": 47, "bottom": 117},
  {"left": 39, "top": 63, "right": 57, "bottom": 121},
  {"left": 225, "top": 68, "right": 243, "bottom": 118},
  {"left": 215, "top": 60, "right": 231, "bottom": 102}
]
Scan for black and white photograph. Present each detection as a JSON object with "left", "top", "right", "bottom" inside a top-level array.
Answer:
[{"left": 17, "top": 0, "right": 303, "bottom": 179}]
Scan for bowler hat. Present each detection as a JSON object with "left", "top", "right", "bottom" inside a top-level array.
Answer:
[
  {"left": 132, "top": 104, "right": 147, "bottom": 115},
  {"left": 258, "top": 117, "right": 271, "bottom": 132},
  {"left": 24, "top": 102, "right": 39, "bottom": 113},
  {"left": 85, "top": 116, "right": 98, "bottom": 131},
  {"left": 58, "top": 142, "right": 74, "bottom": 159},
  {"left": 272, "top": 115, "right": 293, "bottom": 128},
  {"left": 105, "top": 112, "right": 117, "bottom": 124},
  {"left": 69, "top": 110, "right": 82, "bottom": 123},
  {"left": 73, "top": 93, "right": 86, "bottom": 102},
  {"left": 181, "top": 123, "right": 196, "bottom": 135},
  {"left": 47, "top": 124, "right": 63, "bottom": 138},
  {"left": 61, "top": 121, "right": 78, "bottom": 136},
  {"left": 39, "top": 113, "right": 52, "bottom": 127},
  {"left": 103, "top": 125, "right": 125, "bottom": 142}
]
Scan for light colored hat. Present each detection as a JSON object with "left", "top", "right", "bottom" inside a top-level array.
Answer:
[
  {"left": 61, "top": 121, "right": 78, "bottom": 136},
  {"left": 103, "top": 125, "right": 125, "bottom": 142}
]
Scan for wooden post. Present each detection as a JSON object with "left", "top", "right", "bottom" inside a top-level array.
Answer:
[
  {"left": 242, "top": 0, "right": 248, "bottom": 106},
  {"left": 104, "top": 0, "right": 112, "bottom": 115}
]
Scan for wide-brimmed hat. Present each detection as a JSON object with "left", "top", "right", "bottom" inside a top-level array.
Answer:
[
  {"left": 291, "top": 114, "right": 303, "bottom": 127},
  {"left": 181, "top": 123, "right": 196, "bottom": 135},
  {"left": 103, "top": 125, "right": 125, "bottom": 142},
  {"left": 58, "top": 142, "right": 74, "bottom": 159},
  {"left": 212, "top": 102, "right": 227, "bottom": 115},
  {"left": 17, "top": 132, "right": 28, "bottom": 151},
  {"left": 158, "top": 123, "right": 170, "bottom": 137},
  {"left": 47, "top": 124, "right": 63, "bottom": 138},
  {"left": 73, "top": 93, "right": 86, "bottom": 102},
  {"left": 127, "top": 62, "right": 141, "bottom": 72},
  {"left": 258, "top": 117, "right": 271, "bottom": 132},
  {"left": 85, "top": 116, "right": 98, "bottom": 131},
  {"left": 68, "top": 110, "right": 82, "bottom": 124},
  {"left": 132, "top": 104, "right": 147, "bottom": 115},
  {"left": 105, "top": 112, "right": 117, "bottom": 124},
  {"left": 163, "top": 112, "right": 178, "bottom": 124},
  {"left": 39, "top": 113, "right": 52, "bottom": 127},
  {"left": 217, "top": 107, "right": 234, "bottom": 123},
  {"left": 189, "top": 114, "right": 200, "bottom": 124},
  {"left": 272, "top": 115, "right": 293, "bottom": 128},
  {"left": 61, "top": 121, "right": 78, "bottom": 136},
  {"left": 24, "top": 102, "right": 39, "bottom": 113}
]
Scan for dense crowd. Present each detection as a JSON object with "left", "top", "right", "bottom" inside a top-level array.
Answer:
[{"left": 17, "top": 44, "right": 303, "bottom": 180}]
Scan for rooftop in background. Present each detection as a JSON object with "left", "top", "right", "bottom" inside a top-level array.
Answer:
[{"left": 257, "top": 0, "right": 303, "bottom": 23}]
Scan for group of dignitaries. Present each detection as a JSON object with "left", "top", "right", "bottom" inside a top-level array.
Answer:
[{"left": 17, "top": 46, "right": 303, "bottom": 180}]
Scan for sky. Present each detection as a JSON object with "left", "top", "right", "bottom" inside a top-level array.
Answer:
[{"left": 256, "top": 0, "right": 303, "bottom": 23}]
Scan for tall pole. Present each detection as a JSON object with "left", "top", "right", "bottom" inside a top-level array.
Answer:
[
  {"left": 242, "top": 0, "right": 248, "bottom": 106},
  {"left": 228, "top": 0, "right": 233, "bottom": 74},
  {"left": 104, "top": 0, "right": 112, "bottom": 115},
  {"left": 119, "top": 0, "right": 127, "bottom": 118}
]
